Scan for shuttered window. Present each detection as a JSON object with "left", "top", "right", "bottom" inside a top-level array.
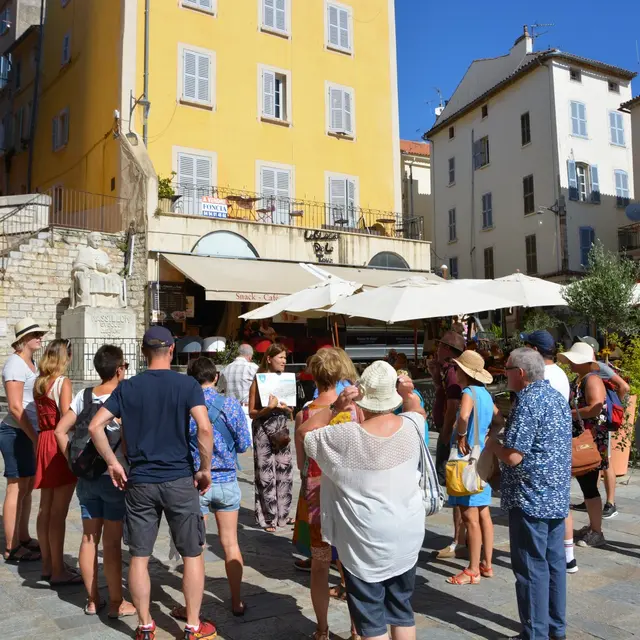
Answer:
[
  {"left": 615, "top": 170, "right": 630, "bottom": 208},
  {"left": 261, "top": 68, "right": 288, "bottom": 121},
  {"left": 448, "top": 157, "right": 455, "bottom": 185},
  {"left": 182, "top": 0, "right": 214, "bottom": 13},
  {"left": 448, "top": 208, "right": 456, "bottom": 242},
  {"left": 571, "top": 101, "right": 587, "bottom": 137},
  {"left": 482, "top": 192, "right": 493, "bottom": 229},
  {"left": 609, "top": 111, "right": 625, "bottom": 146},
  {"left": 177, "top": 152, "right": 212, "bottom": 215},
  {"left": 52, "top": 108, "right": 69, "bottom": 151},
  {"left": 523, "top": 174, "right": 534, "bottom": 215},
  {"left": 328, "top": 84, "right": 354, "bottom": 136},
  {"left": 260, "top": 165, "right": 291, "bottom": 224},
  {"left": 182, "top": 49, "right": 212, "bottom": 105},
  {"left": 262, "top": 0, "right": 287, "bottom": 34},
  {"left": 327, "top": 2, "right": 351, "bottom": 53},
  {"left": 62, "top": 33, "right": 71, "bottom": 65},
  {"left": 579, "top": 227, "right": 595, "bottom": 268},
  {"left": 484, "top": 247, "right": 494, "bottom": 280},
  {"left": 525, "top": 234, "right": 537, "bottom": 275},
  {"left": 327, "top": 175, "right": 356, "bottom": 227}
]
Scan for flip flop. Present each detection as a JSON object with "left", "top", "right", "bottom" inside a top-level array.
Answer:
[
  {"left": 50, "top": 570, "right": 84, "bottom": 587},
  {"left": 329, "top": 583, "right": 348, "bottom": 601},
  {"left": 20, "top": 538, "right": 41, "bottom": 553},
  {"left": 84, "top": 600, "right": 106, "bottom": 616},
  {"left": 4, "top": 546, "right": 41, "bottom": 564},
  {"left": 232, "top": 602, "right": 247, "bottom": 617},
  {"left": 108, "top": 602, "right": 137, "bottom": 619}
]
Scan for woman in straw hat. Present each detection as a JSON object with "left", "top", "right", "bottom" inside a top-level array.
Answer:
[
  {"left": 557, "top": 342, "right": 608, "bottom": 549},
  {"left": 0, "top": 317, "right": 48, "bottom": 563},
  {"left": 445, "top": 350, "right": 497, "bottom": 586},
  {"left": 296, "top": 360, "right": 426, "bottom": 640}
]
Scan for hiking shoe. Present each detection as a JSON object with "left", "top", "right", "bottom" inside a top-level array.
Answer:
[
  {"left": 571, "top": 501, "right": 587, "bottom": 511},
  {"left": 574, "top": 524, "right": 590, "bottom": 540},
  {"left": 136, "top": 623, "right": 156, "bottom": 640},
  {"left": 602, "top": 502, "right": 618, "bottom": 519},
  {"left": 566, "top": 559, "right": 579, "bottom": 574},
  {"left": 576, "top": 529, "right": 606, "bottom": 548},
  {"left": 184, "top": 620, "right": 217, "bottom": 639}
]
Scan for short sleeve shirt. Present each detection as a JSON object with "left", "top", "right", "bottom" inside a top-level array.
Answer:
[
  {"left": 432, "top": 363, "right": 462, "bottom": 430},
  {"left": 500, "top": 380, "right": 572, "bottom": 519},
  {"left": 1, "top": 354, "right": 38, "bottom": 430},
  {"left": 104, "top": 370, "right": 205, "bottom": 484},
  {"left": 597, "top": 361, "right": 616, "bottom": 380}
]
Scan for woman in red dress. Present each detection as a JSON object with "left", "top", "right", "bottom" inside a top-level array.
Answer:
[{"left": 33, "top": 339, "right": 82, "bottom": 585}]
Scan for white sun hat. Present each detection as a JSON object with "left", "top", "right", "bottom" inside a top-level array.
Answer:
[
  {"left": 355, "top": 360, "right": 403, "bottom": 414},
  {"left": 557, "top": 342, "right": 598, "bottom": 368},
  {"left": 12, "top": 317, "right": 48, "bottom": 349}
]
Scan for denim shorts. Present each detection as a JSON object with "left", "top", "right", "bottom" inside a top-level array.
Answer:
[
  {"left": 343, "top": 565, "right": 417, "bottom": 637},
  {"left": 0, "top": 422, "right": 36, "bottom": 479},
  {"left": 199, "top": 480, "right": 241, "bottom": 514},
  {"left": 76, "top": 475, "right": 126, "bottom": 521}
]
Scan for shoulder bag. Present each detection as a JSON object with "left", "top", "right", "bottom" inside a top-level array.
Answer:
[{"left": 570, "top": 389, "right": 601, "bottom": 477}]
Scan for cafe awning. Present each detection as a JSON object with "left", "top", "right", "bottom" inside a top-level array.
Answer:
[{"left": 160, "top": 253, "right": 440, "bottom": 303}]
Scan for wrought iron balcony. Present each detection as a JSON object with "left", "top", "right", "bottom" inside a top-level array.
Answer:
[
  {"left": 618, "top": 222, "right": 640, "bottom": 253},
  {"left": 158, "top": 183, "right": 425, "bottom": 241}
]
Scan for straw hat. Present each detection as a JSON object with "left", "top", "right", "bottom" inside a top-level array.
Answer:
[
  {"left": 557, "top": 343, "right": 598, "bottom": 369},
  {"left": 355, "top": 360, "right": 403, "bottom": 414},
  {"left": 12, "top": 317, "right": 48, "bottom": 349},
  {"left": 452, "top": 350, "right": 493, "bottom": 385}
]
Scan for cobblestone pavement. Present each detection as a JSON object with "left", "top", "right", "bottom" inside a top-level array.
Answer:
[{"left": 0, "top": 433, "right": 639, "bottom": 639}]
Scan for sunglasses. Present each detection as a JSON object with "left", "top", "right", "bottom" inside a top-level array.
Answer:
[
  {"left": 505, "top": 366, "right": 521, "bottom": 371},
  {"left": 120, "top": 362, "right": 130, "bottom": 370}
]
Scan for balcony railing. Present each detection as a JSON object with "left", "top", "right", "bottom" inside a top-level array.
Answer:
[
  {"left": 618, "top": 222, "right": 640, "bottom": 253},
  {"left": 159, "top": 183, "right": 424, "bottom": 240}
]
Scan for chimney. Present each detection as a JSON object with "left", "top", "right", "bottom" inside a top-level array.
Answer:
[{"left": 510, "top": 25, "right": 533, "bottom": 58}]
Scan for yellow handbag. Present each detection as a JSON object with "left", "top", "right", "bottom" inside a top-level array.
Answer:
[{"left": 445, "top": 388, "right": 487, "bottom": 497}]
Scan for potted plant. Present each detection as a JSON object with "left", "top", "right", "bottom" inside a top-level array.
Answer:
[{"left": 158, "top": 172, "right": 177, "bottom": 212}]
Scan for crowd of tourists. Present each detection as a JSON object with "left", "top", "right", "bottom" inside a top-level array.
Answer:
[{"left": 0, "top": 316, "right": 626, "bottom": 640}]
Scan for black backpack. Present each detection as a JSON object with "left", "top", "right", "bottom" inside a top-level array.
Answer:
[{"left": 67, "top": 387, "right": 122, "bottom": 480}]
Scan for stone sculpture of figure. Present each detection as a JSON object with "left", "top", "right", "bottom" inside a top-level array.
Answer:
[{"left": 71, "top": 232, "right": 125, "bottom": 308}]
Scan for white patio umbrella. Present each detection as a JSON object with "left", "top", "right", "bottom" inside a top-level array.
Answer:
[{"left": 327, "top": 276, "right": 520, "bottom": 323}]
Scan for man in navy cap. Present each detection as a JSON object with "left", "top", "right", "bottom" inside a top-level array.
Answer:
[
  {"left": 89, "top": 326, "right": 217, "bottom": 640},
  {"left": 521, "top": 331, "right": 570, "bottom": 402}
]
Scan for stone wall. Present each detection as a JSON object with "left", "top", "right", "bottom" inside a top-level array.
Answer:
[{"left": 0, "top": 227, "right": 147, "bottom": 362}]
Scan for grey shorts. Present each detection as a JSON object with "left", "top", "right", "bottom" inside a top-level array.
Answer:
[{"left": 124, "top": 475, "right": 205, "bottom": 558}]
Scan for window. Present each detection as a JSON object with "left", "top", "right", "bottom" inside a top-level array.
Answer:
[
  {"left": 525, "top": 234, "right": 537, "bottom": 275},
  {"left": 261, "top": 67, "right": 290, "bottom": 123},
  {"left": 327, "top": 173, "right": 357, "bottom": 227},
  {"left": 0, "top": 8, "right": 9, "bottom": 35},
  {"left": 448, "top": 208, "right": 456, "bottom": 242},
  {"left": 608, "top": 81, "right": 619, "bottom": 93},
  {"left": 615, "top": 169, "right": 630, "bottom": 208},
  {"left": 0, "top": 112, "right": 10, "bottom": 152},
  {"left": 181, "top": 0, "right": 215, "bottom": 14},
  {"left": 484, "top": 247, "right": 494, "bottom": 280},
  {"left": 609, "top": 111, "right": 625, "bottom": 146},
  {"left": 481, "top": 192, "right": 493, "bottom": 229},
  {"left": 52, "top": 108, "right": 69, "bottom": 151},
  {"left": 261, "top": 0, "right": 288, "bottom": 36},
  {"left": 0, "top": 55, "right": 9, "bottom": 88},
  {"left": 13, "top": 107, "right": 23, "bottom": 148},
  {"left": 481, "top": 104, "right": 488, "bottom": 119},
  {"left": 576, "top": 163, "right": 588, "bottom": 202},
  {"left": 523, "top": 174, "right": 534, "bottom": 214},
  {"left": 521, "top": 112, "right": 531, "bottom": 146},
  {"left": 326, "top": 2, "right": 352, "bottom": 53},
  {"left": 180, "top": 47, "right": 213, "bottom": 107},
  {"left": 449, "top": 257, "right": 459, "bottom": 279},
  {"left": 368, "top": 252, "right": 410, "bottom": 270},
  {"left": 259, "top": 164, "right": 292, "bottom": 225},
  {"left": 176, "top": 150, "right": 213, "bottom": 215},
  {"left": 448, "top": 126, "right": 455, "bottom": 139},
  {"left": 570, "top": 68, "right": 581, "bottom": 82},
  {"left": 14, "top": 59, "right": 20, "bottom": 89},
  {"left": 567, "top": 160, "right": 600, "bottom": 204},
  {"left": 448, "top": 157, "right": 455, "bottom": 185},
  {"left": 579, "top": 227, "right": 595, "bottom": 268},
  {"left": 61, "top": 32, "right": 71, "bottom": 65},
  {"left": 473, "top": 136, "right": 489, "bottom": 169},
  {"left": 570, "top": 101, "right": 587, "bottom": 137},
  {"left": 327, "top": 83, "right": 354, "bottom": 137},
  {"left": 192, "top": 231, "right": 259, "bottom": 258}
]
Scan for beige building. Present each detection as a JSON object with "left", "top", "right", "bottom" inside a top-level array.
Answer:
[
  {"left": 619, "top": 95, "right": 640, "bottom": 257},
  {"left": 400, "top": 140, "right": 432, "bottom": 244}
]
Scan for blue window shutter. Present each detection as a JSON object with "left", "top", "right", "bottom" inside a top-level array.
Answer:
[
  {"left": 590, "top": 165, "right": 600, "bottom": 204},
  {"left": 580, "top": 227, "right": 595, "bottom": 267},
  {"left": 568, "top": 160, "right": 578, "bottom": 201}
]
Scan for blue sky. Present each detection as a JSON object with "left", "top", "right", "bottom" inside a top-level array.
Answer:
[{"left": 396, "top": 0, "right": 640, "bottom": 141}]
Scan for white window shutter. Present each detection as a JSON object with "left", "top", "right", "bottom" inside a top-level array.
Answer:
[
  {"left": 330, "top": 87, "right": 343, "bottom": 131},
  {"left": 343, "top": 90, "right": 353, "bottom": 134},
  {"left": 330, "top": 177, "right": 346, "bottom": 209},
  {"left": 262, "top": 69, "right": 276, "bottom": 117},
  {"left": 590, "top": 165, "right": 600, "bottom": 203},
  {"left": 261, "top": 166, "right": 276, "bottom": 197},
  {"left": 263, "top": 0, "right": 275, "bottom": 28},
  {"left": 328, "top": 5, "right": 339, "bottom": 46},
  {"left": 578, "top": 103, "right": 587, "bottom": 136},
  {"left": 338, "top": 8, "right": 349, "bottom": 50},
  {"left": 63, "top": 110, "right": 69, "bottom": 145},
  {"left": 195, "top": 157, "right": 211, "bottom": 190},
  {"left": 276, "top": 169, "right": 290, "bottom": 198},
  {"left": 199, "top": 0, "right": 212, "bottom": 9},
  {"left": 567, "top": 159, "right": 578, "bottom": 200},
  {"left": 178, "top": 153, "right": 195, "bottom": 187},
  {"left": 183, "top": 50, "right": 197, "bottom": 100},
  {"left": 197, "top": 53, "right": 210, "bottom": 103},
  {"left": 275, "top": 0, "right": 286, "bottom": 32},
  {"left": 346, "top": 179, "right": 356, "bottom": 224}
]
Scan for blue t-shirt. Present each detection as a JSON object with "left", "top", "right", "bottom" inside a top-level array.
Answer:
[{"left": 104, "top": 369, "right": 205, "bottom": 485}]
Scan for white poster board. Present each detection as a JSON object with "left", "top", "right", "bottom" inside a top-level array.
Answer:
[{"left": 256, "top": 372, "right": 296, "bottom": 407}]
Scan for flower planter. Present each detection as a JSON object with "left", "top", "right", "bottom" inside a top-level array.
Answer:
[{"left": 611, "top": 394, "right": 636, "bottom": 477}]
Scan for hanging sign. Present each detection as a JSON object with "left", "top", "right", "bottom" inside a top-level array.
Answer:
[{"left": 201, "top": 196, "right": 228, "bottom": 218}]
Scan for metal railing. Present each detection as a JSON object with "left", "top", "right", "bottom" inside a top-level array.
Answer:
[
  {"left": 159, "top": 183, "right": 425, "bottom": 240},
  {"left": 618, "top": 223, "right": 640, "bottom": 253}
]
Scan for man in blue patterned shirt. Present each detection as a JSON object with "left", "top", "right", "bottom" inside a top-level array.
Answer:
[{"left": 485, "top": 348, "right": 572, "bottom": 640}]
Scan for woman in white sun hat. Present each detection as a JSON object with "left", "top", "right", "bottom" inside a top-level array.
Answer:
[
  {"left": 558, "top": 342, "right": 608, "bottom": 549},
  {"left": 0, "top": 317, "right": 48, "bottom": 563},
  {"left": 296, "top": 360, "right": 426, "bottom": 640}
]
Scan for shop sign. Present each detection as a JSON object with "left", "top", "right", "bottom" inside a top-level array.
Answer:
[
  {"left": 304, "top": 229, "right": 339, "bottom": 263},
  {"left": 185, "top": 295, "right": 195, "bottom": 318},
  {"left": 232, "top": 292, "right": 282, "bottom": 303},
  {"left": 201, "top": 196, "right": 228, "bottom": 218}
]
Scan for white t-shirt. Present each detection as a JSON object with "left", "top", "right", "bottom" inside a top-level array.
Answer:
[
  {"left": 545, "top": 363, "right": 570, "bottom": 402},
  {"left": 70, "top": 388, "right": 128, "bottom": 470},
  {"left": 304, "top": 412, "right": 425, "bottom": 583},
  {"left": 1, "top": 354, "right": 38, "bottom": 430}
]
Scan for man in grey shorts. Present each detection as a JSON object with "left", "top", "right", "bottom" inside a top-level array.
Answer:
[{"left": 89, "top": 327, "right": 217, "bottom": 640}]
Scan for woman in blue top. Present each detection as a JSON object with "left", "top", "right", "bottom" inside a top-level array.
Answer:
[{"left": 446, "top": 350, "right": 496, "bottom": 586}]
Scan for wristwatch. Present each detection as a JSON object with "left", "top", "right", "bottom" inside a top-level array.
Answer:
[{"left": 329, "top": 402, "right": 339, "bottom": 415}]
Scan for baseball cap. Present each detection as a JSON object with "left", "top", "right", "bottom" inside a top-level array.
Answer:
[
  {"left": 142, "top": 326, "right": 175, "bottom": 349},
  {"left": 520, "top": 330, "right": 555, "bottom": 356},
  {"left": 578, "top": 336, "right": 599, "bottom": 352}
]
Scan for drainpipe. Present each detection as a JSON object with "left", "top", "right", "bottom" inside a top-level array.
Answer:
[
  {"left": 142, "top": 0, "right": 150, "bottom": 146},
  {"left": 26, "top": 0, "right": 45, "bottom": 192},
  {"left": 470, "top": 128, "right": 476, "bottom": 278}
]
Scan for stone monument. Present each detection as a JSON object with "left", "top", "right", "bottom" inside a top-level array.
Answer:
[{"left": 61, "top": 232, "right": 137, "bottom": 380}]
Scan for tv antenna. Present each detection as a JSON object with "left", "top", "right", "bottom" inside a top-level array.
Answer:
[
  {"left": 530, "top": 23, "right": 555, "bottom": 40},
  {"left": 433, "top": 87, "right": 446, "bottom": 117}
]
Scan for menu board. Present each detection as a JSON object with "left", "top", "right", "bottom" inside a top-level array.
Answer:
[{"left": 158, "top": 282, "right": 185, "bottom": 324}]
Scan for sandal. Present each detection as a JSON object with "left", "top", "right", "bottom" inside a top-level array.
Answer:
[
  {"left": 50, "top": 569, "right": 84, "bottom": 587},
  {"left": 294, "top": 558, "right": 312, "bottom": 572},
  {"left": 479, "top": 561, "right": 494, "bottom": 578},
  {"left": 445, "top": 569, "right": 481, "bottom": 585},
  {"left": 4, "top": 546, "right": 41, "bottom": 563},
  {"left": 170, "top": 605, "right": 188, "bottom": 621},
  {"left": 232, "top": 601, "right": 247, "bottom": 617},
  {"left": 328, "top": 583, "right": 348, "bottom": 601},
  {"left": 20, "top": 538, "right": 41, "bottom": 553},
  {"left": 108, "top": 600, "right": 137, "bottom": 619},
  {"left": 84, "top": 599, "right": 106, "bottom": 616},
  {"left": 286, "top": 518, "right": 295, "bottom": 526},
  {"left": 263, "top": 526, "right": 277, "bottom": 533},
  {"left": 312, "top": 630, "right": 330, "bottom": 640}
]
